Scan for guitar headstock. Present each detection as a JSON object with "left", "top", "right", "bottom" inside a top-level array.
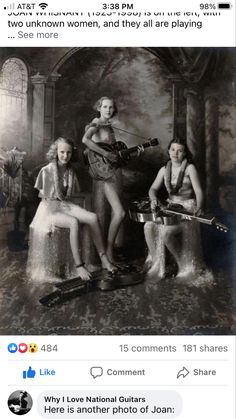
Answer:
[
  {"left": 212, "top": 218, "right": 229, "bottom": 233},
  {"left": 148, "top": 138, "right": 159, "bottom": 146}
]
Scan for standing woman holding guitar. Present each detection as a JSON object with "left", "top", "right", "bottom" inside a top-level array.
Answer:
[{"left": 82, "top": 97, "right": 126, "bottom": 262}]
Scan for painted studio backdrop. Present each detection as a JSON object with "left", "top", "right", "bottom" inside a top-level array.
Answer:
[{"left": 0, "top": 47, "right": 235, "bottom": 335}]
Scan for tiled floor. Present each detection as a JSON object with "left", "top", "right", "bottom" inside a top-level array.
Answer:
[{"left": 0, "top": 235, "right": 235, "bottom": 335}]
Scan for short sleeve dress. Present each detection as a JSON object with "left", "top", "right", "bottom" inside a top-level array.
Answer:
[{"left": 26, "top": 162, "right": 81, "bottom": 283}]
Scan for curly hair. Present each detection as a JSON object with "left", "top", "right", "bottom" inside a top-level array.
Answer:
[
  {"left": 93, "top": 96, "right": 117, "bottom": 116},
  {"left": 167, "top": 138, "right": 193, "bottom": 162},
  {"left": 46, "top": 137, "right": 77, "bottom": 163}
]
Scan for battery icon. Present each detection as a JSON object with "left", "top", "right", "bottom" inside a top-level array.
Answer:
[{"left": 218, "top": 3, "right": 232, "bottom": 8}]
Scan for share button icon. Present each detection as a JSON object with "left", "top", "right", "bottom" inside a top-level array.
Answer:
[{"left": 177, "top": 366, "right": 190, "bottom": 379}]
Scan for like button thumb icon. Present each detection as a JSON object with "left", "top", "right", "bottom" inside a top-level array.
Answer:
[{"left": 23, "top": 366, "right": 36, "bottom": 379}]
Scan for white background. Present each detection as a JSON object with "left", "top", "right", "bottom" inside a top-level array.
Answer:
[{"left": 0, "top": 0, "right": 235, "bottom": 47}]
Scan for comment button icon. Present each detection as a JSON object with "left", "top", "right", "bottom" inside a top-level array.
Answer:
[{"left": 90, "top": 366, "right": 103, "bottom": 379}]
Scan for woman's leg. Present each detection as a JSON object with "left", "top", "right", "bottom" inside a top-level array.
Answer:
[
  {"left": 143, "top": 222, "right": 166, "bottom": 278},
  {"left": 63, "top": 204, "right": 115, "bottom": 271},
  {"left": 53, "top": 212, "right": 91, "bottom": 281},
  {"left": 103, "top": 182, "right": 125, "bottom": 261},
  {"left": 162, "top": 224, "right": 183, "bottom": 272},
  {"left": 144, "top": 222, "right": 158, "bottom": 261}
]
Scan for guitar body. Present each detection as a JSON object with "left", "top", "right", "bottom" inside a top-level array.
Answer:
[
  {"left": 84, "top": 141, "right": 127, "bottom": 180},
  {"left": 129, "top": 198, "right": 229, "bottom": 232},
  {"left": 84, "top": 138, "right": 159, "bottom": 181},
  {"left": 129, "top": 199, "right": 181, "bottom": 225},
  {"left": 39, "top": 269, "right": 143, "bottom": 307}
]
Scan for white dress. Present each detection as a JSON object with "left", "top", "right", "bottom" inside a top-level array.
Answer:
[
  {"left": 144, "top": 163, "right": 213, "bottom": 285},
  {"left": 26, "top": 162, "right": 81, "bottom": 283}
]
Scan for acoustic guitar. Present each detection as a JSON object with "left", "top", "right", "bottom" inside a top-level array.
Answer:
[
  {"left": 39, "top": 268, "right": 144, "bottom": 307},
  {"left": 84, "top": 138, "right": 159, "bottom": 180},
  {"left": 129, "top": 198, "right": 229, "bottom": 232}
]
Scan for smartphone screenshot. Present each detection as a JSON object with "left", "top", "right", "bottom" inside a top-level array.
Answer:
[{"left": 0, "top": 0, "right": 235, "bottom": 417}]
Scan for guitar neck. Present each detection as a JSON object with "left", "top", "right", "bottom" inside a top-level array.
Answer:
[
  {"left": 120, "top": 141, "right": 155, "bottom": 157},
  {"left": 164, "top": 208, "right": 215, "bottom": 225}
]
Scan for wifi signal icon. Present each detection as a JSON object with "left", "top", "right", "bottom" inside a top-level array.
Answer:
[{"left": 39, "top": 2, "right": 48, "bottom": 9}]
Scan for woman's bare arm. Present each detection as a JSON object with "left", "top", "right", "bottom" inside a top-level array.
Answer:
[
  {"left": 148, "top": 166, "right": 165, "bottom": 210},
  {"left": 82, "top": 124, "right": 118, "bottom": 163},
  {"left": 82, "top": 125, "right": 109, "bottom": 158}
]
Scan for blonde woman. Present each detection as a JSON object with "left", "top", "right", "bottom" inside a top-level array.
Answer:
[{"left": 27, "top": 137, "right": 115, "bottom": 283}]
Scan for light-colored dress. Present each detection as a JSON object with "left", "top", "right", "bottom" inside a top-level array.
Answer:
[
  {"left": 26, "top": 162, "right": 81, "bottom": 283},
  {"left": 144, "top": 163, "right": 213, "bottom": 285}
]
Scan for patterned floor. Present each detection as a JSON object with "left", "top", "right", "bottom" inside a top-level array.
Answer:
[{"left": 0, "top": 243, "right": 235, "bottom": 335}]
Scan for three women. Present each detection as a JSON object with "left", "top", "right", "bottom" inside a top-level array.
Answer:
[{"left": 27, "top": 98, "right": 207, "bottom": 284}]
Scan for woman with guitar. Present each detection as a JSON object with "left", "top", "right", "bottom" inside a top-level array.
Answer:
[
  {"left": 144, "top": 138, "right": 210, "bottom": 282},
  {"left": 82, "top": 96, "right": 126, "bottom": 263}
]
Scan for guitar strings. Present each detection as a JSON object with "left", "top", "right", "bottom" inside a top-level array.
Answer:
[{"left": 111, "top": 125, "right": 148, "bottom": 140}]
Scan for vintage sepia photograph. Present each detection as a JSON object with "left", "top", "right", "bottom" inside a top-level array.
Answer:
[{"left": 0, "top": 47, "right": 235, "bottom": 335}]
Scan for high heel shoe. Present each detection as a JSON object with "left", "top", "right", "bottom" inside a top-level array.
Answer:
[{"left": 99, "top": 252, "right": 118, "bottom": 274}]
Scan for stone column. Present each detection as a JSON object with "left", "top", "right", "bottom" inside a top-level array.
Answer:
[
  {"left": 171, "top": 77, "right": 186, "bottom": 139},
  {"left": 186, "top": 89, "right": 205, "bottom": 182},
  {"left": 30, "top": 72, "right": 61, "bottom": 162},
  {"left": 30, "top": 74, "right": 48, "bottom": 161},
  {"left": 204, "top": 93, "right": 219, "bottom": 210},
  {"left": 43, "top": 72, "right": 61, "bottom": 153}
]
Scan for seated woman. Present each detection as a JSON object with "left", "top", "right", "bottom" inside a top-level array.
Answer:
[
  {"left": 27, "top": 137, "right": 115, "bottom": 283},
  {"left": 144, "top": 138, "right": 212, "bottom": 284}
]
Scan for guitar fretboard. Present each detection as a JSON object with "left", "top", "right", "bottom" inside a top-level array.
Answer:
[
  {"left": 164, "top": 208, "right": 214, "bottom": 225},
  {"left": 121, "top": 139, "right": 158, "bottom": 157}
]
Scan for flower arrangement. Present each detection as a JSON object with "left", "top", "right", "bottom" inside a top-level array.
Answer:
[
  {"left": 0, "top": 146, "right": 26, "bottom": 178},
  {"left": 0, "top": 146, "right": 26, "bottom": 207}
]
